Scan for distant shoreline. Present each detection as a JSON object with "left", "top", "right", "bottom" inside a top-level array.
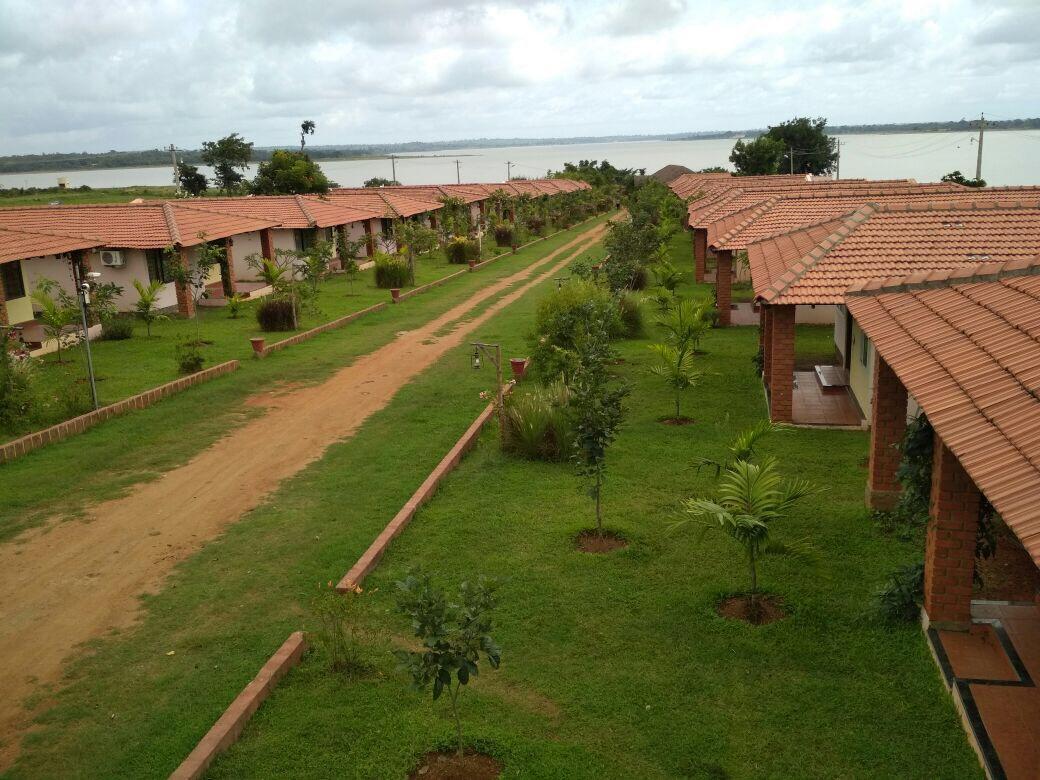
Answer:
[{"left": 2, "top": 123, "right": 1037, "bottom": 176}]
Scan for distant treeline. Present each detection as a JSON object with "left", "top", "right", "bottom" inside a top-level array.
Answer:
[{"left": 3, "top": 118, "right": 1038, "bottom": 175}]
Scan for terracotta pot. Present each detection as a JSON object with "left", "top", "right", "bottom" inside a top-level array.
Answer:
[
  {"left": 468, "top": 259, "right": 477, "bottom": 270},
  {"left": 249, "top": 337, "right": 266, "bottom": 356},
  {"left": 390, "top": 288, "right": 401, "bottom": 302},
  {"left": 509, "top": 358, "right": 527, "bottom": 379}
]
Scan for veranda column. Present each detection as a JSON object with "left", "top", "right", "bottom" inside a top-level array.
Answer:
[
  {"left": 260, "top": 228, "right": 274, "bottom": 262},
  {"left": 693, "top": 228, "right": 707, "bottom": 283},
  {"left": 363, "top": 221, "right": 375, "bottom": 257},
  {"left": 0, "top": 267, "right": 8, "bottom": 327},
  {"left": 866, "top": 356, "right": 908, "bottom": 509},
  {"left": 224, "top": 237, "right": 236, "bottom": 296},
  {"left": 767, "top": 304, "right": 795, "bottom": 422},
  {"left": 923, "top": 436, "right": 981, "bottom": 630},
  {"left": 428, "top": 212, "right": 438, "bottom": 230},
  {"left": 760, "top": 306, "right": 771, "bottom": 382},
  {"left": 715, "top": 249, "right": 733, "bottom": 326},
  {"left": 175, "top": 247, "right": 195, "bottom": 317}
]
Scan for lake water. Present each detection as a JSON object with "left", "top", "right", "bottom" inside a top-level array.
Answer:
[{"left": 3, "top": 131, "right": 1039, "bottom": 190}]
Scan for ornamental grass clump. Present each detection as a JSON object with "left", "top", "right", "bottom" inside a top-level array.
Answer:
[
  {"left": 445, "top": 236, "right": 479, "bottom": 265},
  {"left": 373, "top": 253, "right": 410, "bottom": 289},
  {"left": 503, "top": 380, "right": 573, "bottom": 461}
]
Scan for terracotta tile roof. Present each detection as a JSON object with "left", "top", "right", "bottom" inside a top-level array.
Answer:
[
  {"left": 0, "top": 202, "right": 278, "bottom": 249},
  {"left": 325, "top": 189, "right": 445, "bottom": 218},
  {"left": 0, "top": 226, "right": 103, "bottom": 264},
  {"left": 750, "top": 199, "right": 1040, "bottom": 305},
  {"left": 182, "top": 195, "right": 381, "bottom": 229},
  {"left": 710, "top": 184, "right": 988, "bottom": 249},
  {"left": 846, "top": 258, "right": 1040, "bottom": 566}
]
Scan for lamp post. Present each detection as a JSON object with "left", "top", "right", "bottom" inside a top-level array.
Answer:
[
  {"left": 471, "top": 341, "right": 504, "bottom": 438},
  {"left": 77, "top": 271, "right": 101, "bottom": 410}
]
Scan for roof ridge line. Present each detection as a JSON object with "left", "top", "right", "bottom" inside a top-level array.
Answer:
[
  {"left": 712, "top": 196, "right": 779, "bottom": 249},
  {"left": 294, "top": 194, "right": 317, "bottom": 226},
  {"left": 758, "top": 203, "right": 878, "bottom": 304},
  {"left": 162, "top": 202, "right": 182, "bottom": 245},
  {"left": 847, "top": 254, "right": 1040, "bottom": 297}
]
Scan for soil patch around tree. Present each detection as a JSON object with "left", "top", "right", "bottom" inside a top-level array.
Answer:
[
  {"left": 575, "top": 529, "right": 628, "bottom": 553},
  {"left": 659, "top": 416, "right": 695, "bottom": 426},
  {"left": 409, "top": 750, "right": 502, "bottom": 780},
  {"left": 716, "top": 594, "right": 786, "bottom": 625}
]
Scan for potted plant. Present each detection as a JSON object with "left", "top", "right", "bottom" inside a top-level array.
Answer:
[{"left": 390, "top": 287, "right": 401, "bottom": 303}]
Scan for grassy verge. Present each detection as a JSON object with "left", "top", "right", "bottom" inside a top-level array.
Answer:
[
  {"left": 0, "top": 186, "right": 179, "bottom": 207},
  {"left": 6, "top": 244, "right": 979, "bottom": 778},
  {"left": 0, "top": 216, "right": 610, "bottom": 541}
]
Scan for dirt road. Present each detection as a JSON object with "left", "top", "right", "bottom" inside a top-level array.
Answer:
[{"left": 0, "top": 222, "right": 607, "bottom": 764}]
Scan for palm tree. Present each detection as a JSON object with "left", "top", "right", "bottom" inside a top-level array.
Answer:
[
  {"left": 132, "top": 279, "right": 168, "bottom": 337},
  {"left": 657, "top": 298, "right": 710, "bottom": 354},
  {"left": 693, "top": 420, "right": 786, "bottom": 476},
  {"left": 300, "top": 120, "right": 315, "bottom": 152},
  {"left": 648, "top": 342, "right": 701, "bottom": 420},
  {"left": 678, "top": 457, "right": 817, "bottom": 618}
]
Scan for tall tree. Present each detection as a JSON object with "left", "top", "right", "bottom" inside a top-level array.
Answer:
[
  {"left": 765, "top": 117, "right": 839, "bottom": 175},
  {"left": 363, "top": 176, "right": 399, "bottom": 187},
  {"left": 176, "top": 162, "right": 207, "bottom": 196},
  {"left": 251, "top": 150, "right": 331, "bottom": 195},
  {"left": 300, "top": 119, "right": 315, "bottom": 152},
  {"left": 200, "top": 132, "right": 253, "bottom": 193},
  {"left": 729, "top": 136, "right": 785, "bottom": 176}
]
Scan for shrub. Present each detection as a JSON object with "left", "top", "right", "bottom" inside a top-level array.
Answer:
[
  {"left": 226, "top": 293, "right": 247, "bottom": 319},
  {"left": 503, "top": 382, "right": 573, "bottom": 461},
  {"left": 528, "top": 279, "right": 621, "bottom": 383},
  {"left": 445, "top": 236, "right": 479, "bottom": 264},
  {"left": 0, "top": 347, "right": 36, "bottom": 432},
  {"left": 256, "top": 298, "right": 296, "bottom": 332},
  {"left": 100, "top": 316, "right": 134, "bottom": 341},
  {"left": 312, "top": 586, "right": 367, "bottom": 675},
  {"left": 175, "top": 340, "right": 204, "bottom": 374},
  {"left": 493, "top": 223, "right": 514, "bottom": 247},
  {"left": 871, "top": 562, "right": 924, "bottom": 623},
  {"left": 373, "top": 253, "right": 410, "bottom": 288},
  {"left": 616, "top": 292, "right": 644, "bottom": 338}
]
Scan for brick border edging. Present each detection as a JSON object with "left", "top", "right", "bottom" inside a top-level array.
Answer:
[
  {"left": 169, "top": 631, "right": 308, "bottom": 780},
  {"left": 259, "top": 302, "right": 389, "bottom": 356},
  {"left": 336, "top": 387, "right": 511, "bottom": 593},
  {"left": 0, "top": 360, "right": 241, "bottom": 465}
]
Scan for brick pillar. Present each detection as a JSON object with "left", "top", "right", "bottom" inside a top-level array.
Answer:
[
  {"left": 866, "top": 356, "right": 908, "bottom": 509},
  {"left": 363, "top": 221, "right": 375, "bottom": 257},
  {"left": 260, "top": 229, "right": 274, "bottom": 262},
  {"left": 768, "top": 305, "right": 795, "bottom": 422},
  {"left": 429, "top": 213, "right": 438, "bottom": 230},
  {"left": 224, "top": 237, "right": 236, "bottom": 295},
  {"left": 716, "top": 249, "right": 733, "bottom": 327},
  {"left": 693, "top": 228, "right": 707, "bottom": 283},
  {"left": 923, "top": 436, "right": 981, "bottom": 630},
  {"left": 175, "top": 247, "right": 195, "bottom": 318},
  {"left": 759, "top": 305, "right": 771, "bottom": 381},
  {"left": 0, "top": 264, "right": 8, "bottom": 327}
]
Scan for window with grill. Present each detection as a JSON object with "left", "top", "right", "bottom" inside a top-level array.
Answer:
[
  {"left": 1, "top": 260, "right": 26, "bottom": 299},
  {"left": 146, "top": 249, "right": 168, "bottom": 284}
]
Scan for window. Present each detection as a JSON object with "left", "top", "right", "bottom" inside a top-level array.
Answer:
[
  {"left": 380, "top": 218, "right": 393, "bottom": 235},
  {"left": 1, "top": 260, "right": 26, "bottom": 299},
  {"left": 859, "top": 329, "right": 869, "bottom": 367},
  {"left": 146, "top": 249, "right": 168, "bottom": 284},
  {"left": 294, "top": 229, "right": 315, "bottom": 252}
]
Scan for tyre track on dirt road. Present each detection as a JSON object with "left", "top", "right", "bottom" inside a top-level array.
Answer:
[{"left": 0, "top": 220, "right": 608, "bottom": 765}]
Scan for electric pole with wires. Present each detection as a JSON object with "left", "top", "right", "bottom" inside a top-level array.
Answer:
[
  {"left": 456, "top": 159, "right": 461, "bottom": 184},
  {"left": 506, "top": 161, "right": 512, "bottom": 181},
  {"left": 975, "top": 113, "right": 985, "bottom": 181}
]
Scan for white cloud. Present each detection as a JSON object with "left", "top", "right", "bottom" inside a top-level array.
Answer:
[{"left": 0, "top": 0, "right": 1035, "bottom": 153}]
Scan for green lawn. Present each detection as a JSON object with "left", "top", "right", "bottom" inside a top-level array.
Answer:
[
  {"left": 4, "top": 229, "right": 979, "bottom": 778},
  {"left": 2, "top": 226, "right": 576, "bottom": 442},
  {"left": 0, "top": 186, "right": 180, "bottom": 207}
]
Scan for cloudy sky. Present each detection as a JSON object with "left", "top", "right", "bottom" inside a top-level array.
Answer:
[{"left": 0, "top": 0, "right": 1036, "bottom": 154}]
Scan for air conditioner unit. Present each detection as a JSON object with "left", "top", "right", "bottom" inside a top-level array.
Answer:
[{"left": 100, "top": 250, "right": 124, "bottom": 268}]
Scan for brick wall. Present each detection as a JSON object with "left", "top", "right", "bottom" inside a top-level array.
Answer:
[
  {"left": 715, "top": 250, "right": 733, "bottom": 327},
  {"left": 767, "top": 305, "right": 795, "bottom": 422},
  {"left": 693, "top": 229, "right": 707, "bottom": 284},
  {"left": 923, "top": 436, "right": 981, "bottom": 630},
  {"left": 866, "top": 355, "right": 908, "bottom": 509},
  {"left": 0, "top": 360, "right": 239, "bottom": 464}
]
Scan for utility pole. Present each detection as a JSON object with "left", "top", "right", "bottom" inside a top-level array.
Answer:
[
  {"left": 455, "top": 159, "right": 461, "bottom": 184},
  {"left": 975, "top": 113, "right": 985, "bottom": 181},
  {"left": 390, "top": 154, "right": 397, "bottom": 183},
  {"left": 506, "top": 161, "right": 512, "bottom": 181},
  {"left": 169, "top": 144, "right": 179, "bottom": 189},
  {"left": 835, "top": 141, "right": 841, "bottom": 180},
  {"left": 789, "top": 145, "right": 794, "bottom": 175}
]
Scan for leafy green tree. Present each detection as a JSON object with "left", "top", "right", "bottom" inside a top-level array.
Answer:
[
  {"left": 200, "top": 132, "right": 253, "bottom": 193},
  {"left": 729, "top": 136, "right": 785, "bottom": 176},
  {"left": 394, "top": 571, "right": 501, "bottom": 758},
  {"left": 251, "top": 150, "right": 331, "bottom": 195},
  {"left": 300, "top": 119, "right": 315, "bottom": 151},
  {"left": 132, "top": 279, "right": 169, "bottom": 336},
  {"left": 678, "top": 457, "right": 817, "bottom": 617},
  {"left": 176, "top": 162, "right": 208, "bottom": 196},
  {"left": 696, "top": 166, "right": 729, "bottom": 173},
  {"left": 363, "top": 176, "right": 399, "bottom": 187},
  {"left": 570, "top": 317, "right": 629, "bottom": 536},
  {"left": 941, "top": 170, "right": 986, "bottom": 188},
  {"left": 297, "top": 240, "right": 334, "bottom": 291},
  {"left": 164, "top": 236, "right": 220, "bottom": 342},
  {"left": 765, "top": 117, "right": 839, "bottom": 175},
  {"left": 30, "top": 279, "right": 79, "bottom": 362},
  {"left": 393, "top": 219, "right": 439, "bottom": 285},
  {"left": 649, "top": 342, "right": 701, "bottom": 421}
]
